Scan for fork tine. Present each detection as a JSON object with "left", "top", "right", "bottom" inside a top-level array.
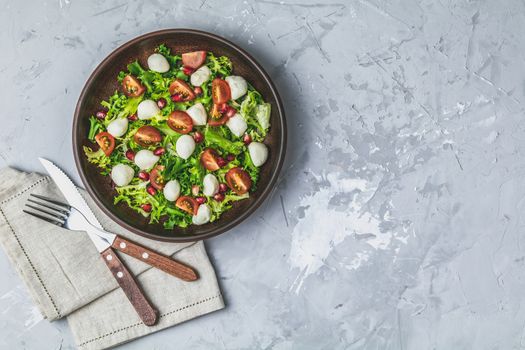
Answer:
[
  {"left": 25, "top": 203, "right": 67, "bottom": 222},
  {"left": 30, "top": 194, "right": 71, "bottom": 210},
  {"left": 23, "top": 209, "right": 64, "bottom": 227},
  {"left": 27, "top": 198, "right": 69, "bottom": 216}
]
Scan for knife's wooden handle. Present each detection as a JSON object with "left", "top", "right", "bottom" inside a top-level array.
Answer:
[
  {"left": 112, "top": 236, "right": 198, "bottom": 282},
  {"left": 101, "top": 247, "right": 158, "bottom": 326}
]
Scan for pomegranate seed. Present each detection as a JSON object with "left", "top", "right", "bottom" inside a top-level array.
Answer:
[
  {"left": 171, "top": 94, "right": 183, "bottom": 102},
  {"left": 147, "top": 186, "right": 157, "bottom": 196},
  {"left": 141, "top": 203, "right": 152, "bottom": 212},
  {"left": 225, "top": 106, "right": 236, "bottom": 118},
  {"left": 214, "top": 193, "right": 225, "bottom": 202},
  {"left": 193, "top": 86, "right": 202, "bottom": 95},
  {"left": 219, "top": 104, "right": 228, "bottom": 113},
  {"left": 243, "top": 134, "right": 252, "bottom": 145},
  {"left": 226, "top": 154, "right": 235, "bottom": 162},
  {"left": 182, "top": 66, "right": 194, "bottom": 75},
  {"left": 218, "top": 183, "right": 228, "bottom": 193},
  {"left": 153, "top": 147, "right": 165, "bottom": 156},
  {"left": 191, "top": 185, "right": 200, "bottom": 196},
  {"left": 95, "top": 110, "right": 107, "bottom": 119},
  {"left": 157, "top": 98, "right": 167, "bottom": 109},
  {"left": 128, "top": 113, "right": 138, "bottom": 121},
  {"left": 125, "top": 149, "right": 135, "bottom": 161},
  {"left": 196, "top": 197, "right": 207, "bottom": 204},
  {"left": 193, "top": 131, "right": 204, "bottom": 143},
  {"left": 217, "top": 157, "right": 227, "bottom": 167},
  {"left": 138, "top": 171, "right": 150, "bottom": 181}
]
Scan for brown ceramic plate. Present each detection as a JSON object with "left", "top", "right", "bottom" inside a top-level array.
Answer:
[{"left": 73, "top": 29, "right": 286, "bottom": 242}]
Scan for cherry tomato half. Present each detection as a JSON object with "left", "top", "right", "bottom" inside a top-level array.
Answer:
[
  {"left": 169, "top": 79, "right": 195, "bottom": 102},
  {"left": 134, "top": 126, "right": 162, "bottom": 147},
  {"left": 208, "top": 103, "right": 229, "bottom": 126},
  {"left": 176, "top": 196, "right": 199, "bottom": 215},
  {"left": 149, "top": 165, "right": 165, "bottom": 190},
  {"left": 200, "top": 148, "right": 221, "bottom": 171},
  {"left": 225, "top": 167, "right": 252, "bottom": 195},
  {"left": 212, "top": 78, "right": 231, "bottom": 104},
  {"left": 122, "top": 75, "right": 145, "bottom": 97},
  {"left": 181, "top": 51, "right": 207, "bottom": 69},
  {"left": 167, "top": 111, "right": 193, "bottom": 134},
  {"left": 95, "top": 132, "right": 115, "bottom": 156}
]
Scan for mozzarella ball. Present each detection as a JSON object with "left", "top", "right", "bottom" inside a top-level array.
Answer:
[
  {"left": 111, "top": 164, "right": 134, "bottom": 187},
  {"left": 225, "top": 75, "right": 248, "bottom": 100},
  {"left": 107, "top": 118, "right": 128, "bottom": 138},
  {"left": 190, "top": 66, "right": 211, "bottom": 87},
  {"left": 176, "top": 134, "right": 196, "bottom": 160},
  {"left": 163, "top": 180, "right": 181, "bottom": 202},
  {"left": 147, "top": 53, "right": 170, "bottom": 73},
  {"left": 248, "top": 142, "right": 268, "bottom": 167},
  {"left": 134, "top": 150, "right": 159, "bottom": 170},
  {"left": 186, "top": 103, "right": 207, "bottom": 126},
  {"left": 137, "top": 100, "right": 160, "bottom": 120},
  {"left": 226, "top": 113, "right": 247, "bottom": 137},
  {"left": 202, "top": 174, "right": 219, "bottom": 197},
  {"left": 192, "top": 204, "right": 211, "bottom": 225}
]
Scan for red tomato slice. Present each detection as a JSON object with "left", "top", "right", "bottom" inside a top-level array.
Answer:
[
  {"left": 134, "top": 126, "right": 162, "bottom": 147},
  {"left": 169, "top": 79, "right": 196, "bottom": 102},
  {"left": 212, "top": 79, "right": 231, "bottom": 104},
  {"left": 167, "top": 111, "right": 193, "bottom": 134},
  {"left": 122, "top": 75, "right": 145, "bottom": 97},
  {"left": 176, "top": 196, "right": 199, "bottom": 215},
  {"left": 95, "top": 132, "right": 115, "bottom": 156},
  {"left": 208, "top": 103, "right": 229, "bottom": 126},
  {"left": 200, "top": 148, "right": 221, "bottom": 171},
  {"left": 225, "top": 167, "right": 252, "bottom": 195},
  {"left": 149, "top": 165, "right": 165, "bottom": 190},
  {"left": 181, "top": 51, "right": 207, "bottom": 69}
]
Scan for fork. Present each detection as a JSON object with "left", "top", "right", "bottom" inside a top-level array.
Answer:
[{"left": 23, "top": 194, "right": 198, "bottom": 282}]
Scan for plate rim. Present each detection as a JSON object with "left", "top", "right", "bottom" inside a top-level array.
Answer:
[{"left": 72, "top": 28, "right": 287, "bottom": 242}]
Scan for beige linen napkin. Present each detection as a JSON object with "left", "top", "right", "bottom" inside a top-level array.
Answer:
[{"left": 0, "top": 167, "right": 224, "bottom": 349}]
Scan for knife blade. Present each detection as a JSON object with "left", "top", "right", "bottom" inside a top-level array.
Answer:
[
  {"left": 39, "top": 157, "right": 116, "bottom": 252},
  {"left": 38, "top": 157, "right": 159, "bottom": 325}
]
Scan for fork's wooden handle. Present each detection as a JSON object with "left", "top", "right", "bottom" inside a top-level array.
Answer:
[
  {"left": 101, "top": 247, "right": 158, "bottom": 326},
  {"left": 112, "top": 236, "right": 198, "bottom": 282}
]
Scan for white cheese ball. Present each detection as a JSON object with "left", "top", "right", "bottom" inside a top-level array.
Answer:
[
  {"left": 163, "top": 180, "right": 181, "bottom": 202},
  {"left": 186, "top": 103, "right": 207, "bottom": 126},
  {"left": 147, "top": 53, "right": 170, "bottom": 73},
  {"left": 107, "top": 118, "right": 128, "bottom": 138},
  {"left": 190, "top": 66, "right": 211, "bottom": 87},
  {"left": 176, "top": 134, "right": 196, "bottom": 160},
  {"left": 248, "top": 142, "right": 268, "bottom": 167},
  {"left": 226, "top": 113, "right": 247, "bottom": 137},
  {"left": 111, "top": 164, "right": 134, "bottom": 187},
  {"left": 137, "top": 100, "right": 160, "bottom": 120},
  {"left": 192, "top": 204, "right": 211, "bottom": 225},
  {"left": 202, "top": 174, "right": 219, "bottom": 197},
  {"left": 134, "top": 150, "right": 159, "bottom": 170},
  {"left": 225, "top": 75, "right": 248, "bottom": 100}
]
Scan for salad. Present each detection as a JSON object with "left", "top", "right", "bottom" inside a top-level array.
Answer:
[{"left": 84, "top": 44, "right": 271, "bottom": 229}]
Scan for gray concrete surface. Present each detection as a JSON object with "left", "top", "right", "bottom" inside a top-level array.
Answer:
[{"left": 1, "top": 0, "right": 525, "bottom": 349}]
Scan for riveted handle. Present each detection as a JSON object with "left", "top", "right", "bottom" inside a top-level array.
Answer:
[
  {"left": 101, "top": 247, "right": 158, "bottom": 326},
  {"left": 112, "top": 236, "right": 198, "bottom": 282}
]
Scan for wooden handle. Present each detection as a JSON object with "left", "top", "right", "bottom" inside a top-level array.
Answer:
[
  {"left": 112, "top": 236, "right": 198, "bottom": 282},
  {"left": 101, "top": 247, "right": 158, "bottom": 326}
]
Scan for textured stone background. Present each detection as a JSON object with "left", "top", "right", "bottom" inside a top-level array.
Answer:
[{"left": 1, "top": 0, "right": 525, "bottom": 349}]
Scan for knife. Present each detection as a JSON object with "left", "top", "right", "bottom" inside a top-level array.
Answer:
[{"left": 39, "top": 158, "right": 181, "bottom": 326}]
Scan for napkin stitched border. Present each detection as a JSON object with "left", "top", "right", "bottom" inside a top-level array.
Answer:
[
  {"left": 0, "top": 176, "right": 62, "bottom": 318},
  {"left": 77, "top": 293, "right": 222, "bottom": 348}
]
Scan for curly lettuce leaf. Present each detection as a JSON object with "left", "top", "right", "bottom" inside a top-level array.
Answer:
[
  {"left": 207, "top": 53, "right": 232, "bottom": 76},
  {"left": 204, "top": 126, "right": 244, "bottom": 155},
  {"left": 88, "top": 116, "right": 104, "bottom": 141}
]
